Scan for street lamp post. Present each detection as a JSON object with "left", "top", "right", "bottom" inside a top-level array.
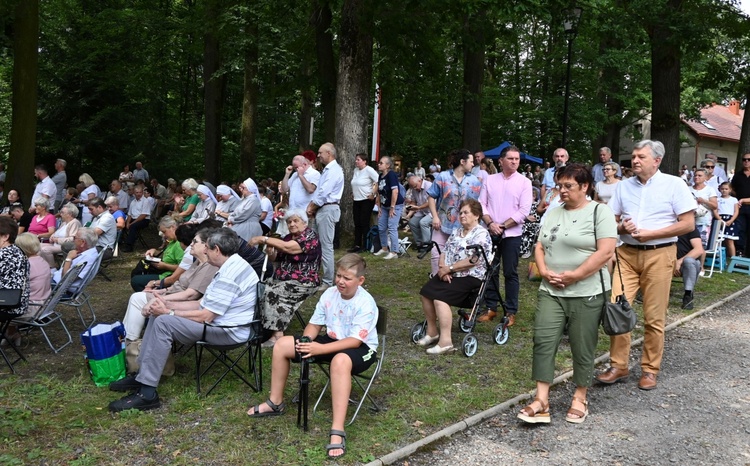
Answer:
[{"left": 561, "top": 6, "right": 583, "bottom": 148}]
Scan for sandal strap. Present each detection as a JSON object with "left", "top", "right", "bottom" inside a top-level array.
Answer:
[
  {"left": 521, "top": 398, "right": 549, "bottom": 416},
  {"left": 572, "top": 396, "right": 588, "bottom": 406},
  {"left": 266, "top": 399, "right": 283, "bottom": 412},
  {"left": 329, "top": 429, "right": 346, "bottom": 438},
  {"left": 533, "top": 397, "right": 549, "bottom": 412},
  {"left": 567, "top": 407, "right": 586, "bottom": 418}
]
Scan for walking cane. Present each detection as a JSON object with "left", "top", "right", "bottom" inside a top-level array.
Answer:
[{"left": 297, "top": 336, "right": 312, "bottom": 431}]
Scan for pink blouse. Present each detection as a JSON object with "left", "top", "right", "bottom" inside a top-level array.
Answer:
[{"left": 28, "top": 213, "right": 56, "bottom": 236}]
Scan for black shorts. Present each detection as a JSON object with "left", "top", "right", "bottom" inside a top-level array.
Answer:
[{"left": 292, "top": 334, "right": 377, "bottom": 375}]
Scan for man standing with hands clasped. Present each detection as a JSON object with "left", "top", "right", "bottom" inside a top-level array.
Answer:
[{"left": 595, "top": 140, "right": 695, "bottom": 391}]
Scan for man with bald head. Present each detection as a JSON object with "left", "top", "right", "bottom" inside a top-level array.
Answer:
[
  {"left": 307, "top": 143, "right": 344, "bottom": 289},
  {"left": 541, "top": 148, "right": 569, "bottom": 200},
  {"left": 282, "top": 154, "right": 320, "bottom": 211}
]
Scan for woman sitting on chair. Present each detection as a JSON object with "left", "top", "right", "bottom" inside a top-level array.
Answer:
[
  {"left": 247, "top": 253, "right": 378, "bottom": 461},
  {"left": 416, "top": 198, "right": 493, "bottom": 355},
  {"left": 40, "top": 203, "right": 81, "bottom": 267},
  {"left": 248, "top": 209, "right": 321, "bottom": 348}
]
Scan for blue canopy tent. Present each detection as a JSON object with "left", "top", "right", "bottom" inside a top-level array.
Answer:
[{"left": 484, "top": 142, "right": 544, "bottom": 165}]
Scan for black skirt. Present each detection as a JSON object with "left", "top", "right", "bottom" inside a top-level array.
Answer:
[{"left": 420, "top": 275, "right": 482, "bottom": 308}]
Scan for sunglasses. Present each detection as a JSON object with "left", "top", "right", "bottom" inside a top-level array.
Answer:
[{"left": 743, "top": 158, "right": 750, "bottom": 162}]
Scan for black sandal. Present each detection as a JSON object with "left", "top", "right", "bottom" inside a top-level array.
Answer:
[
  {"left": 326, "top": 429, "right": 346, "bottom": 459},
  {"left": 247, "top": 399, "right": 286, "bottom": 418}
]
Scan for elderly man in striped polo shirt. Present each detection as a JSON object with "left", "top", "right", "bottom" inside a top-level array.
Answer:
[{"left": 108, "top": 227, "right": 259, "bottom": 412}]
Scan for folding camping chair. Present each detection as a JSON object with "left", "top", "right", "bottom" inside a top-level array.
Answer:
[
  {"left": 59, "top": 247, "right": 107, "bottom": 328},
  {"left": 14, "top": 262, "right": 85, "bottom": 353}
]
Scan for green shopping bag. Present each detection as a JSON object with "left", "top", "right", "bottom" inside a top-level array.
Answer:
[{"left": 86, "top": 350, "right": 127, "bottom": 387}]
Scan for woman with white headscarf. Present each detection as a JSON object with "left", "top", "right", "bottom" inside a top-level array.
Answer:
[
  {"left": 188, "top": 185, "right": 218, "bottom": 224},
  {"left": 214, "top": 184, "right": 240, "bottom": 224},
  {"left": 227, "top": 177, "right": 263, "bottom": 240}
]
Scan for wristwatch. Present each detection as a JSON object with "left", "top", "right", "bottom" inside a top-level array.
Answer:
[
  {"left": 169, "top": 310, "right": 175, "bottom": 316},
  {"left": 64, "top": 258, "right": 73, "bottom": 262},
  {"left": 449, "top": 265, "right": 454, "bottom": 273}
]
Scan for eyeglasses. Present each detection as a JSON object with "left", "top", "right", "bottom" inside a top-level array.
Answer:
[
  {"left": 555, "top": 183, "right": 579, "bottom": 191},
  {"left": 602, "top": 168, "right": 613, "bottom": 172},
  {"left": 705, "top": 165, "right": 715, "bottom": 169},
  {"left": 458, "top": 210, "right": 473, "bottom": 216},
  {"left": 743, "top": 158, "right": 750, "bottom": 162},
  {"left": 191, "top": 239, "right": 203, "bottom": 246}
]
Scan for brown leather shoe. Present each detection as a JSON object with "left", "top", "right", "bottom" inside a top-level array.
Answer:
[
  {"left": 477, "top": 310, "right": 497, "bottom": 323},
  {"left": 595, "top": 367, "right": 630, "bottom": 384},
  {"left": 506, "top": 314, "right": 516, "bottom": 327},
  {"left": 638, "top": 372, "right": 657, "bottom": 390}
]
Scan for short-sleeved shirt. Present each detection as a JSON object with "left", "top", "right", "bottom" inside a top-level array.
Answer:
[
  {"left": 427, "top": 170, "right": 483, "bottom": 234},
  {"left": 690, "top": 185, "right": 717, "bottom": 226},
  {"left": 0, "top": 245, "right": 30, "bottom": 315},
  {"left": 378, "top": 171, "right": 404, "bottom": 207},
  {"left": 32, "top": 177, "right": 57, "bottom": 211},
  {"left": 260, "top": 197, "right": 274, "bottom": 229},
  {"left": 409, "top": 180, "right": 433, "bottom": 212},
  {"left": 595, "top": 180, "right": 619, "bottom": 204},
  {"left": 90, "top": 211, "right": 117, "bottom": 249},
  {"left": 159, "top": 240, "right": 185, "bottom": 280},
  {"left": 731, "top": 170, "right": 750, "bottom": 201},
  {"left": 201, "top": 254, "right": 259, "bottom": 342},
  {"left": 52, "top": 246, "right": 99, "bottom": 293},
  {"left": 309, "top": 286, "right": 379, "bottom": 351},
  {"left": 609, "top": 171, "right": 696, "bottom": 246},
  {"left": 182, "top": 194, "right": 200, "bottom": 221},
  {"left": 677, "top": 228, "right": 701, "bottom": 260},
  {"left": 542, "top": 166, "right": 558, "bottom": 190},
  {"left": 28, "top": 213, "right": 56, "bottom": 236},
  {"left": 538, "top": 202, "right": 618, "bottom": 297},
  {"left": 51, "top": 171, "right": 67, "bottom": 204},
  {"left": 168, "top": 260, "right": 218, "bottom": 295},
  {"left": 351, "top": 166, "right": 379, "bottom": 201},
  {"left": 274, "top": 227, "right": 321, "bottom": 285},
  {"left": 717, "top": 196, "right": 739, "bottom": 216},
  {"left": 443, "top": 225, "right": 494, "bottom": 280},
  {"left": 312, "top": 159, "right": 344, "bottom": 207},
  {"left": 288, "top": 167, "right": 321, "bottom": 210}
]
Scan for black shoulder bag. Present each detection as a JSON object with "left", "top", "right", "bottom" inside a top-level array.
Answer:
[{"left": 593, "top": 205, "right": 637, "bottom": 336}]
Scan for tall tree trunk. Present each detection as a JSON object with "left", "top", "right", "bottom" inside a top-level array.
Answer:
[
  {"left": 241, "top": 20, "right": 259, "bottom": 177},
  {"left": 8, "top": 0, "right": 39, "bottom": 205},
  {"left": 735, "top": 88, "right": 750, "bottom": 174},
  {"left": 312, "top": 0, "right": 337, "bottom": 143},
  {"left": 648, "top": 0, "right": 682, "bottom": 175},
  {"left": 299, "top": 60, "right": 313, "bottom": 151},
  {"left": 461, "top": 9, "right": 486, "bottom": 153},
  {"left": 203, "top": 0, "right": 224, "bottom": 183},
  {"left": 334, "top": 0, "right": 373, "bottom": 232}
]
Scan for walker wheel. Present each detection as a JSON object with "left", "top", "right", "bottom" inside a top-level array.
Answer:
[
  {"left": 493, "top": 323, "right": 509, "bottom": 345},
  {"left": 462, "top": 333, "right": 478, "bottom": 357},
  {"left": 458, "top": 310, "right": 473, "bottom": 333},
  {"left": 411, "top": 321, "right": 427, "bottom": 344}
]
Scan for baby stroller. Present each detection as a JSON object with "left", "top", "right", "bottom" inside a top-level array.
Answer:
[{"left": 410, "top": 241, "right": 511, "bottom": 357}]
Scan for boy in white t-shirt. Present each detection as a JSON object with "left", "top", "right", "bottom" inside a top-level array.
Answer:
[{"left": 247, "top": 253, "right": 378, "bottom": 460}]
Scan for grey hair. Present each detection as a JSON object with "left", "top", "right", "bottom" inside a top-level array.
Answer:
[
  {"left": 604, "top": 161, "right": 619, "bottom": 171},
  {"left": 77, "top": 227, "right": 98, "bottom": 248},
  {"left": 104, "top": 196, "right": 119, "bottom": 207},
  {"left": 633, "top": 140, "right": 665, "bottom": 159},
  {"left": 16, "top": 233, "right": 41, "bottom": 256},
  {"left": 33, "top": 197, "right": 49, "bottom": 208},
  {"left": 61, "top": 203, "right": 79, "bottom": 218},
  {"left": 79, "top": 173, "right": 95, "bottom": 187},
  {"left": 699, "top": 159, "right": 713, "bottom": 168},
  {"left": 599, "top": 147, "right": 612, "bottom": 155},
  {"left": 285, "top": 208, "right": 309, "bottom": 225},
  {"left": 206, "top": 227, "right": 241, "bottom": 256},
  {"left": 56, "top": 159, "right": 67, "bottom": 168},
  {"left": 381, "top": 156, "right": 393, "bottom": 168},
  {"left": 694, "top": 168, "right": 707, "bottom": 177},
  {"left": 182, "top": 178, "right": 199, "bottom": 191},
  {"left": 159, "top": 215, "right": 179, "bottom": 230},
  {"left": 322, "top": 142, "right": 337, "bottom": 158}
]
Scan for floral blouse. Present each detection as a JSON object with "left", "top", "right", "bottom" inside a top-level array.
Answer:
[
  {"left": 0, "top": 245, "right": 30, "bottom": 316},
  {"left": 443, "top": 224, "right": 494, "bottom": 280},
  {"left": 274, "top": 227, "right": 321, "bottom": 285}
]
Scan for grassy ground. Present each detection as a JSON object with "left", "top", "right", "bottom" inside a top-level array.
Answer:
[{"left": 2, "top": 233, "right": 749, "bottom": 465}]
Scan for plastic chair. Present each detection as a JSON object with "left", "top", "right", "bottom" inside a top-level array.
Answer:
[
  {"left": 13, "top": 262, "right": 85, "bottom": 354},
  {"left": 703, "top": 219, "right": 725, "bottom": 278},
  {"left": 58, "top": 247, "right": 107, "bottom": 328},
  {"left": 312, "top": 306, "right": 388, "bottom": 426}
]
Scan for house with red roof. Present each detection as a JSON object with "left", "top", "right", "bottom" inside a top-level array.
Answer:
[{"left": 680, "top": 100, "right": 744, "bottom": 176}]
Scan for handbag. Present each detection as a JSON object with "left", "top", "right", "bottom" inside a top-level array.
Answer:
[
  {"left": 593, "top": 205, "right": 637, "bottom": 336},
  {"left": 528, "top": 262, "right": 542, "bottom": 281},
  {"left": 0, "top": 289, "right": 22, "bottom": 309},
  {"left": 125, "top": 338, "right": 175, "bottom": 377},
  {"left": 81, "top": 322, "right": 127, "bottom": 387}
]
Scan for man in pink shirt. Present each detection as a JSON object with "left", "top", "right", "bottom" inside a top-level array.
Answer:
[{"left": 478, "top": 146, "right": 532, "bottom": 326}]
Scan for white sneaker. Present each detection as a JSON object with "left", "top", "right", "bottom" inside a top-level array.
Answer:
[
  {"left": 384, "top": 252, "right": 398, "bottom": 260},
  {"left": 373, "top": 249, "right": 387, "bottom": 256}
]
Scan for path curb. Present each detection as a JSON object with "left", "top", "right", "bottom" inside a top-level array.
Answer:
[{"left": 364, "top": 284, "right": 750, "bottom": 466}]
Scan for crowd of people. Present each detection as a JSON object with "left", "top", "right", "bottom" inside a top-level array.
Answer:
[{"left": 3, "top": 140, "right": 750, "bottom": 457}]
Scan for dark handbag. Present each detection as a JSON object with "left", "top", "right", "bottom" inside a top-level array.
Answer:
[
  {"left": 130, "top": 259, "right": 153, "bottom": 277},
  {"left": 593, "top": 205, "right": 637, "bottom": 336},
  {"left": 0, "top": 289, "right": 22, "bottom": 309}
]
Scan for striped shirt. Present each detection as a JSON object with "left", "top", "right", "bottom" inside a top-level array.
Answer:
[{"left": 201, "top": 254, "right": 259, "bottom": 342}]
